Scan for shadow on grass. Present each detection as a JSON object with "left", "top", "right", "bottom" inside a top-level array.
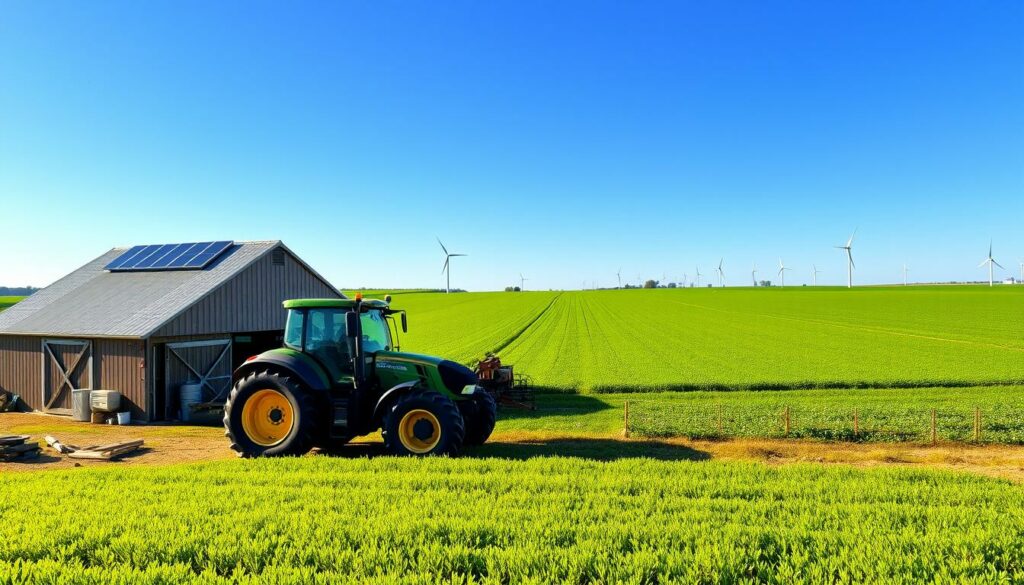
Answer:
[
  {"left": 496, "top": 394, "right": 612, "bottom": 422},
  {"left": 318, "top": 438, "right": 710, "bottom": 462}
]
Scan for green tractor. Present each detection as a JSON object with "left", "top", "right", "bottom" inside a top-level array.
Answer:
[{"left": 223, "top": 295, "right": 496, "bottom": 457}]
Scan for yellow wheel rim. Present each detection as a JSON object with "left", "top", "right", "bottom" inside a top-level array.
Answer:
[
  {"left": 240, "top": 389, "right": 295, "bottom": 447},
  {"left": 398, "top": 409, "right": 441, "bottom": 454}
]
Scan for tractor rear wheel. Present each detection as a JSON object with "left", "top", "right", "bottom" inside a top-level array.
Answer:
[
  {"left": 223, "top": 370, "right": 318, "bottom": 457},
  {"left": 459, "top": 390, "right": 497, "bottom": 446},
  {"left": 383, "top": 390, "right": 465, "bottom": 456}
]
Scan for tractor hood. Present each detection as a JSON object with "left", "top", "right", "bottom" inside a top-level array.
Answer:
[{"left": 374, "top": 351, "right": 478, "bottom": 394}]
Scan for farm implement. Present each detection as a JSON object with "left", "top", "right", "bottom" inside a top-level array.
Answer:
[
  {"left": 224, "top": 295, "right": 497, "bottom": 457},
  {"left": 475, "top": 355, "right": 535, "bottom": 410}
]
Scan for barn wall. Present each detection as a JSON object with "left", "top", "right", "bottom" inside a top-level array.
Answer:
[
  {"left": 0, "top": 335, "right": 43, "bottom": 410},
  {"left": 151, "top": 248, "right": 340, "bottom": 338},
  {"left": 94, "top": 338, "right": 146, "bottom": 420}
]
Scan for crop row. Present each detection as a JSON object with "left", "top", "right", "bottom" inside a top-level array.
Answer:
[{"left": 1, "top": 457, "right": 1022, "bottom": 583}]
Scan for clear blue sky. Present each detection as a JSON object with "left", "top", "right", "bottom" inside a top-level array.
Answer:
[{"left": 1, "top": 1, "right": 1021, "bottom": 290}]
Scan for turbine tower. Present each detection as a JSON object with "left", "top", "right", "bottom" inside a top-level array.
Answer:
[
  {"left": 437, "top": 238, "right": 467, "bottom": 294},
  {"left": 695, "top": 266, "right": 702, "bottom": 287},
  {"left": 519, "top": 273, "right": 528, "bottom": 291},
  {"left": 835, "top": 229, "right": 856, "bottom": 288},
  {"left": 1019, "top": 260, "right": 1024, "bottom": 283},
  {"left": 812, "top": 265, "right": 822, "bottom": 286},
  {"left": 777, "top": 258, "right": 791, "bottom": 287},
  {"left": 751, "top": 263, "right": 758, "bottom": 287},
  {"left": 616, "top": 268, "right": 622, "bottom": 289},
  {"left": 978, "top": 241, "right": 1003, "bottom": 287},
  {"left": 715, "top": 259, "right": 725, "bottom": 287},
  {"left": 902, "top": 263, "right": 909, "bottom": 286}
]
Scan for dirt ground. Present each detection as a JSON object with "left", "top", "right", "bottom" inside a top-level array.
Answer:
[{"left": 3, "top": 412, "right": 1024, "bottom": 481}]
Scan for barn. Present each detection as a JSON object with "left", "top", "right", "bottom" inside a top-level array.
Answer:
[{"left": 0, "top": 240, "right": 341, "bottom": 421}]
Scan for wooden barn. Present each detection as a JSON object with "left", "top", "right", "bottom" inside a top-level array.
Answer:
[{"left": 0, "top": 241, "right": 341, "bottom": 421}]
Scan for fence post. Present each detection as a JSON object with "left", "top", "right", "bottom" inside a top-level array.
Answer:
[
  {"left": 974, "top": 407, "right": 981, "bottom": 443},
  {"left": 930, "top": 409, "right": 937, "bottom": 445},
  {"left": 784, "top": 406, "right": 791, "bottom": 437},
  {"left": 853, "top": 408, "right": 859, "bottom": 438},
  {"left": 623, "top": 400, "right": 630, "bottom": 438}
]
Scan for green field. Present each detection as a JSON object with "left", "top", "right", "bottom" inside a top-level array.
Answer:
[
  {"left": 375, "top": 286, "right": 1024, "bottom": 392},
  {"left": 1, "top": 457, "right": 1020, "bottom": 583},
  {"left": 0, "top": 296, "right": 22, "bottom": 311}
]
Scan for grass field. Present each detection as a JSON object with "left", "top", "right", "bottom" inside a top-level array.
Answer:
[
  {"left": 375, "top": 286, "right": 1024, "bottom": 392},
  {"left": 1, "top": 456, "right": 1021, "bottom": 583},
  {"left": 0, "top": 296, "right": 22, "bottom": 311}
]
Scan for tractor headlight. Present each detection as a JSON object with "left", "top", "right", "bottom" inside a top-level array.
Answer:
[{"left": 437, "top": 360, "right": 478, "bottom": 394}]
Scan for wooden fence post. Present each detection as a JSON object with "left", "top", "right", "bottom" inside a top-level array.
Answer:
[
  {"left": 930, "top": 409, "right": 937, "bottom": 445},
  {"left": 784, "top": 406, "right": 791, "bottom": 437},
  {"left": 853, "top": 408, "right": 859, "bottom": 438},
  {"left": 623, "top": 400, "right": 630, "bottom": 438},
  {"left": 974, "top": 407, "right": 981, "bottom": 443}
]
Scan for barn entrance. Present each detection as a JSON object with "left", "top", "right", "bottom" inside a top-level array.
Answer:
[
  {"left": 162, "top": 339, "right": 232, "bottom": 420},
  {"left": 41, "top": 339, "right": 92, "bottom": 415}
]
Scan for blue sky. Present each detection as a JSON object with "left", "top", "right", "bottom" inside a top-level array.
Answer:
[{"left": 1, "top": 1, "right": 1022, "bottom": 290}]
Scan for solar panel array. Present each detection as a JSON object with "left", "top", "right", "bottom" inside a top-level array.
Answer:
[{"left": 105, "top": 241, "right": 234, "bottom": 272}]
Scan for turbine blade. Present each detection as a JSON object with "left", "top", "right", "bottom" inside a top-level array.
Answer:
[
  {"left": 451, "top": 253, "right": 467, "bottom": 257},
  {"left": 847, "top": 228, "right": 857, "bottom": 248},
  {"left": 979, "top": 259, "right": 989, "bottom": 268},
  {"left": 442, "top": 257, "right": 450, "bottom": 274},
  {"left": 993, "top": 260, "right": 1005, "bottom": 270}
]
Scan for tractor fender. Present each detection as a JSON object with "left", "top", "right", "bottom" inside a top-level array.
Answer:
[
  {"left": 233, "top": 353, "right": 330, "bottom": 393},
  {"left": 372, "top": 381, "right": 420, "bottom": 421}
]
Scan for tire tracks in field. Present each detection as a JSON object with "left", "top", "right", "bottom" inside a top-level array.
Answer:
[
  {"left": 661, "top": 297, "right": 1024, "bottom": 355},
  {"left": 481, "top": 293, "right": 562, "bottom": 359}
]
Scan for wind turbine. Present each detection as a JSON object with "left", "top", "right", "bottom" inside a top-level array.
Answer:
[
  {"left": 716, "top": 259, "right": 725, "bottom": 287},
  {"left": 835, "top": 229, "right": 856, "bottom": 288},
  {"left": 979, "top": 241, "right": 1003, "bottom": 287},
  {"left": 902, "top": 263, "right": 909, "bottom": 286},
  {"left": 437, "top": 238, "right": 466, "bottom": 294},
  {"left": 616, "top": 268, "right": 622, "bottom": 289},
  {"left": 812, "top": 265, "right": 822, "bottom": 286},
  {"left": 751, "top": 263, "right": 758, "bottom": 286},
  {"left": 519, "top": 273, "right": 528, "bottom": 291},
  {"left": 777, "top": 258, "right": 791, "bottom": 287},
  {"left": 695, "top": 266, "right": 702, "bottom": 287},
  {"left": 1019, "top": 260, "right": 1024, "bottom": 283},
  {"left": 683, "top": 272, "right": 688, "bottom": 287}
]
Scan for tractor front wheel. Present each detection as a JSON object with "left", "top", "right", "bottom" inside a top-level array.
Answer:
[
  {"left": 223, "top": 370, "right": 319, "bottom": 457},
  {"left": 459, "top": 390, "right": 497, "bottom": 446},
  {"left": 383, "top": 390, "right": 465, "bottom": 456}
]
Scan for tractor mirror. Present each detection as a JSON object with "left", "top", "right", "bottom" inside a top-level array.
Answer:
[
  {"left": 401, "top": 312, "right": 408, "bottom": 333},
  {"left": 345, "top": 311, "right": 359, "bottom": 338}
]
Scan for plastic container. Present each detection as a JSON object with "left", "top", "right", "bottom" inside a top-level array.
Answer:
[
  {"left": 71, "top": 389, "right": 91, "bottom": 422},
  {"left": 116, "top": 411, "right": 131, "bottom": 425},
  {"left": 90, "top": 390, "right": 121, "bottom": 413},
  {"left": 179, "top": 383, "right": 203, "bottom": 422}
]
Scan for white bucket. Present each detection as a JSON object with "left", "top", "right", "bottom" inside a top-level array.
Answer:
[
  {"left": 116, "top": 411, "right": 131, "bottom": 425},
  {"left": 179, "top": 383, "right": 203, "bottom": 422}
]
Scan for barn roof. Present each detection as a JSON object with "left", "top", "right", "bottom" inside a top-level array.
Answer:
[{"left": 0, "top": 241, "right": 339, "bottom": 339}]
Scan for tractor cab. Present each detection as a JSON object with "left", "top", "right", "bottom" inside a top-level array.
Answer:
[{"left": 223, "top": 295, "right": 496, "bottom": 458}]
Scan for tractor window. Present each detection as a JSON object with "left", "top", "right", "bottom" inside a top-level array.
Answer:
[
  {"left": 360, "top": 310, "right": 392, "bottom": 353},
  {"left": 284, "top": 310, "right": 305, "bottom": 350},
  {"left": 305, "top": 308, "right": 353, "bottom": 381}
]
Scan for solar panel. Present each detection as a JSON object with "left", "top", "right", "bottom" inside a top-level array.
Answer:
[{"left": 105, "top": 241, "right": 234, "bottom": 272}]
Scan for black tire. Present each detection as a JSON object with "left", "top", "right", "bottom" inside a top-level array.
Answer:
[
  {"left": 223, "top": 370, "right": 319, "bottom": 458},
  {"left": 382, "top": 390, "right": 465, "bottom": 456},
  {"left": 459, "top": 390, "right": 497, "bottom": 446}
]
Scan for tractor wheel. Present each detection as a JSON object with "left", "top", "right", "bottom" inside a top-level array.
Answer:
[
  {"left": 459, "top": 390, "right": 497, "bottom": 446},
  {"left": 223, "top": 370, "right": 319, "bottom": 457},
  {"left": 382, "top": 390, "right": 465, "bottom": 456}
]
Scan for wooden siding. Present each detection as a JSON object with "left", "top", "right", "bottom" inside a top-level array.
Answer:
[
  {"left": 151, "top": 247, "right": 340, "bottom": 338},
  {"left": 94, "top": 338, "right": 146, "bottom": 420},
  {"left": 0, "top": 336, "right": 146, "bottom": 419},
  {"left": 0, "top": 336, "right": 43, "bottom": 411}
]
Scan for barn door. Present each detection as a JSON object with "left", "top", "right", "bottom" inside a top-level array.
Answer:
[
  {"left": 41, "top": 339, "right": 93, "bottom": 414},
  {"left": 164, "top": 339, "right": 232, "bottom": 418}
]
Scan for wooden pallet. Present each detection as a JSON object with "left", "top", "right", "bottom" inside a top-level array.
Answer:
[{"left": 0, "top": 435, "right": 41, "bottom": 462}]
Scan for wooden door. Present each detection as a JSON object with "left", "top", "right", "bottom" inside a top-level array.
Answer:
[{"left": 42, "top": 339, "right": 92, "bottom": 414}]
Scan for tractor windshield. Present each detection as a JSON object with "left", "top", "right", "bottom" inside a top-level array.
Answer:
[{"left": 360, "top": 309, "right": 392, "bottom": 353}]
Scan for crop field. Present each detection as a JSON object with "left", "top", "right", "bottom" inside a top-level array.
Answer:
[
  {"left": 381, "top": 286, "right": 1024, "bottom": 392},
  {"left": 0, "top": 296, "right": 21, "bottom": 311},
  {"left": 1, "top": 457, "right": 1021, "bottom": 583}
]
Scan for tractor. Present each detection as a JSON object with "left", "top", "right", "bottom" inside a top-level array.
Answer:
[{"left": 223, "top": 295, "right": 496, "bottom": 457}]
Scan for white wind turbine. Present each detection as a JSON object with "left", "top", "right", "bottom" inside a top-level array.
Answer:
[
  {"left": 519, "top": 273, "right": 528, "bottom": 291},
  {"left": 812, "top": 265, "right": 822, "bottom": 286},
  {"left": 835, "top": 229, "right": 857, "bottom": 288},
  {"left": 751, "top": 263, "right": 758, "bottom": 287},
  {"left": 777, "top": 258, "right": 792, "bottom": 287},
  {"left": 437, "top": 238, "right": 467, "bottom": 294},
  {"left": 716, "top": 259, "right": 725, "bottom": 287},
  {"left": 979, "top": 241, "right": 1003, "bottom": 287},
  {"left": 616, "top": 268, "right": 622, "bottom": 288},
  {"left": 1019, "top": 260, "right": 1024, "bottom": 283},
  {"left": 902, "top": 263, "right": 909, "bottom": 286},
  {"left": 683, "top": 272, "right": 688, "bottom": 287},
  {"left": 695, "top": 266, "right": 702, "bottom": 287}
]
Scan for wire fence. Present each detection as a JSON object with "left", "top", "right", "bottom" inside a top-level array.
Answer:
[{"left": 623, "top": 401, "right": 1024, "bottom": 444}]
